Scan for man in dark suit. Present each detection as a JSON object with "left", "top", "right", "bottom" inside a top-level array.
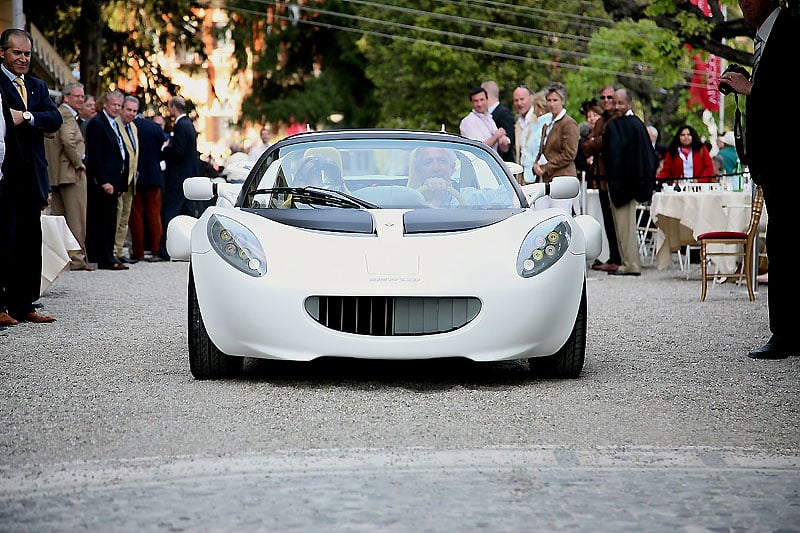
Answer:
[
  {"left": 158, "top": 96, "right": 199, "bottom": 260},
  {"left": 718, "top": 0, "right": 799, "bottom": 359},
  {"left": 84, "top": 90, "right": 129, "bottom": 271},
  {"left": 482, "top": 81, "right": 515, "bottom": 163},
  {"left": 130, "top": 114, "right": 168, "bottom": 261},
  {"left": 0, "top": 29, "right": 62, "bottom": 326}
]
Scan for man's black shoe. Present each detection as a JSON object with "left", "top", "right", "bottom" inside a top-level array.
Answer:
[
  {"left": 748, "top": 339, "right": 792, "bottom": 360},
  {"left": 118, "top": 256, "right": 139, "bottom": 264},
  {"left": 608, "top": 269, "right": 641, "bottom": 276}
]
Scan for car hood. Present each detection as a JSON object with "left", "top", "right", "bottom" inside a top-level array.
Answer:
[{"left": 242, "top": 207, "right": 525, "bottom": 234}]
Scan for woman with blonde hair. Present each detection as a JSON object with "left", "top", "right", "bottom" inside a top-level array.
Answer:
[
  {"left": 532, "top": 82, "right": 579, "bottom": 183},
  {"left": 531, "top": 82, "right": 579, "bottom": 213}
]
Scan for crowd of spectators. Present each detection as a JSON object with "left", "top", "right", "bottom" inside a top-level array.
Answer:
[{"left": 0, "top": 29, "right": 208, "bottom": 329}]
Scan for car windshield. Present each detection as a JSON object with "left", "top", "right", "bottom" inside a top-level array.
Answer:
[{"left": 240, "top": 137, "right": 521, "bottom": 210}]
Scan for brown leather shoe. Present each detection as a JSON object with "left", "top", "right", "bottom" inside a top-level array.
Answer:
[
  {"left": 0, "top": 311, "right": 19, "bottom": 326},
  {"left": 22, "top": 312, "right": 56, "bottom": 324}
]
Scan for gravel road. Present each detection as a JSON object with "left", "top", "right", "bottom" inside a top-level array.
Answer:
[{"left": 1, "top": 259, "right": 797, "bottom": 531}]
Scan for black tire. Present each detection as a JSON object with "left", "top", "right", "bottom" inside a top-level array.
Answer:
[
  {"left": 529, "top": 280, "right": 587, "bottom": 379},
  {"left": 188, "top": 267, "right": 243, "bottom": 380}
]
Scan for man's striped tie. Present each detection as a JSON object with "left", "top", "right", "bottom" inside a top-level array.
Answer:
[{"left": 752, "top": 35, "right": 764, "bottom": 76}]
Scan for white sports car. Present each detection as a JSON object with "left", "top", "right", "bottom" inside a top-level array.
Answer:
[{"left": 167, "top": 129, "right": 602, "bottom": 380}]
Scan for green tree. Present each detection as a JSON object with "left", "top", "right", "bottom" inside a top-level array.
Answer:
[
  {"left": 31, "top": 0, "right": 797, "bottom": 134},
  {"left": 593, "top": 0, "right": 798, "bottom": 134},
  {"left": 27, "top": 0, "right": 206, "bottom": 114},
  {"left": 356, "top": 0, "right": 604, "bottom": 131},
  {"left": 229, "top": 0, "right": 377, "bottom": 130}
]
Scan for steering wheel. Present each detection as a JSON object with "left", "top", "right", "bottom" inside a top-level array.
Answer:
[{"left": 416, "top": 183, "right": 466, "bottom": 207}]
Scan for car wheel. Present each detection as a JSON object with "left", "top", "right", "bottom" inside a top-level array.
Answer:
[
  {"left": 529, "top": 280, "right": 587, "bottom": 379},
  {"left": 188, "top": 267, "right": 243, "bottom": 380}
]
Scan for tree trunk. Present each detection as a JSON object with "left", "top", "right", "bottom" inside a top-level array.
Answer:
[{"left": 78, "top": 0, "right": 103, "bottom": 98}]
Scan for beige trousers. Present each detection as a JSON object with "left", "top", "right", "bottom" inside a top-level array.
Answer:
[
  {"left": 609, "top": 194, "right": 641, "bottom": 274},
  {"left": 50, "top": 177, "right": 89, "bottom": 267},
  {"left": 114, "top": 188, "right": 134, "bottom": 257}
]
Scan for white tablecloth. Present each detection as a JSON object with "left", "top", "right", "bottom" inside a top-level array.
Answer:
[
  {"left": 41, "top": 215, "right": 80, "bottom": 294},
  {"left": 650, "top": 190, "right": 755, "bottom": 274}
]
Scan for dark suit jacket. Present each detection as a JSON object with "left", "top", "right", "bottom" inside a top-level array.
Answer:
[
  {"left": 0, "top": 72, "right": 62, "bottom": 205},
  {"left": 743, "top": 8, "right": 798, "bottom": 342},
  {"left": 134, "top": 117, "right": 168, "bottom": 189},
  {"left": 85, "top": 111, "right": 128, "bottom": 192},
  {"left": 746, "top": 8, "right": 797, "bottom": 183},
  {"left": 491, "top": 103, "right": 516, "bottom": 162},
  {"left": 78, "top": 116, "right": 89, "bottom": 139},
  {"left": 603, "top": 114, "right": 657, "bottom": 207},
  {"left": 162, "top": 115, "right": 199, "bottom": 183},
  {"left": 654, "top": 142, "right": 668, "bottom": 162}
]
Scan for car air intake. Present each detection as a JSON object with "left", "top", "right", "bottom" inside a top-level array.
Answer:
[{"left": 305, "top": 296, "right": 481, "bottom": 336}]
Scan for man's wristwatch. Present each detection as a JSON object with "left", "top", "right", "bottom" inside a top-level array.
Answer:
[{"left": 22, "top": 111, "right": 32, "bottom": 122}]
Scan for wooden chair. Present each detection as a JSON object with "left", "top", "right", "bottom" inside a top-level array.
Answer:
[{"left": 697, "top": 185, "right": 764, "bottom": 301}]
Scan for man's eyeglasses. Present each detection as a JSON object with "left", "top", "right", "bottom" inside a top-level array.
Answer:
[{"left": 600, "top": 96, "right": 614, "bottom": 100}]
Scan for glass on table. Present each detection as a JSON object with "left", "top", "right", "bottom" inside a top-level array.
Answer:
[{"left": 675, "top": 179, "right": 691, "bottom": 192}]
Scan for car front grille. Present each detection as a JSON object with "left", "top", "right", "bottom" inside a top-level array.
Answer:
[{"left": 305, "top": 296, "right": 481, "bottom": 336}]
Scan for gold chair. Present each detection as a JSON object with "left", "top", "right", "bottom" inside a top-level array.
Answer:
[{"left": 697, "top": 185, "right": 764, "bottom": 301}]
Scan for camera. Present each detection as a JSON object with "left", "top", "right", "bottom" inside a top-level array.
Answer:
[{"left": 718, "top": 64, "right": 750, "bottom": 95}]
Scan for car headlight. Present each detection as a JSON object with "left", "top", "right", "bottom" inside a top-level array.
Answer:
[
  {"left": 517, "top": 215, "right": 571, "bottom": 278},
  {"left": 207, "top": 214, "right": 267, "bottom": 277}
]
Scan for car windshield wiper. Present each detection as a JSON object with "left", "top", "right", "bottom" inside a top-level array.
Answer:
[{"left": 248, "top": 186, "right": 379, "bottom": 209}]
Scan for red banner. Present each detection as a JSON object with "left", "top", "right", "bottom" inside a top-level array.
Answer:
[
  {"left": 687, "top": 46, "right": 721, "bottom": 112},
  {"left": 687, "top": 0, "right": 720, "bottom": 112}
]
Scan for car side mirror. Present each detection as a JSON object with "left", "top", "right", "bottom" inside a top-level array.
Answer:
[
  {"left": 520, "top": 176, "right": 580, "bottom": 206},
  {"left": 548, "top": 176, "right": 580, "bottom": 199},
  {"left": 505, "top": 162, "right": 523, "bottom": 175},
  {"left": 183, "top": 176, "right": 215, "bottom": 201}
]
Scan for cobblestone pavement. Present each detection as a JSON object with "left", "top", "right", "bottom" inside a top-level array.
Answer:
[{"left": 0, "top": 259, "right": 798, "bottom": 531}]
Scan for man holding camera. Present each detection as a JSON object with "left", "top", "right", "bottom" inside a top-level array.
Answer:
[{"left": 717, "top": 0, "right": 799, "bottom": 359}]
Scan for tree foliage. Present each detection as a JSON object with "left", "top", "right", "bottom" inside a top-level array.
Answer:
[
  {"left": 229, "top": 0, "right": 377, "bottom": 130},
  {"left": 27, "top": 0, "right": 206, "bottom": 115},
  {"left": 28, "top": 0, "right": 796, "bottom": 137},
  {"left": 224, "top": 0, "right": 762, "bottom": 135},
  {"left": 356, "top": 0, "right": 603, "bottom": 132}
]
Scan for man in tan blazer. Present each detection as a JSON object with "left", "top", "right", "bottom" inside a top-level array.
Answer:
[
  {"left": 113, "top": 95, "right": 140, "bottom": 263},
  {"left": 45, "top": 81, "right": 94, "bottom": 271}
]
